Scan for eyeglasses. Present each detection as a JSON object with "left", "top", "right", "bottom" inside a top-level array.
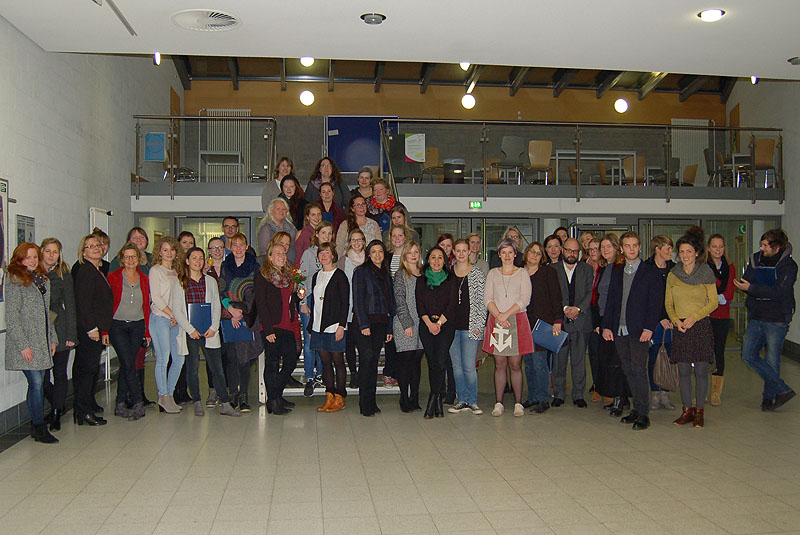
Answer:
[
  {"left": 564, "top": 248, "right": 580, "bottom": 254},
  {"left": 222, "top": 225, "right": 238, "bottom": 230},
  {"left": 209, "top": 246, "right": 225, "bottom": 251},
  {"left": 350, "top": 238, "right": 365, "bottom": 242},
  {"left": 353, "top": 202, "right": 366, "bottom": 207},
  {"left": 588, "top": 247, "right": 600, "bottom": 252}
]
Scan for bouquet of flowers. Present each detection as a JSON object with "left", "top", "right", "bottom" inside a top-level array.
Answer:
[{"left": 292, "top": 267, "right": 306, "bottom": 298}]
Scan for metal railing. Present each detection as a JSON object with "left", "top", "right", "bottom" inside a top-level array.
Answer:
[{"left": 133, "top": 115, "right": 278, "bottom": 200}]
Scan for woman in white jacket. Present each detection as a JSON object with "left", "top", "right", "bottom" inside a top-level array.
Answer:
[{"left": 171, "top": 247, "right": 240, "bottom": 417}]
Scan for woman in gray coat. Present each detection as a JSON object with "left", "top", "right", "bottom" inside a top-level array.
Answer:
[
  {"left": 5, "top": 242, "right": 58, "bottom": 443},
  {"left": 393, "top": 241, "right": 424, "bottom": 412}
]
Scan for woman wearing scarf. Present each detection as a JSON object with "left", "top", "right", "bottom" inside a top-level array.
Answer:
[
  {"left": 415, "top": 246, "right": 457, "bottom": 419},
  {"left": 343, "top": 229, "right": 366, "bottom": 388},
  {"left": 352, "top": 240, "right": 395, "bottom": 416},
  {"left": 665, "top": 227, "right": 718, "bottom": 428},
  {"left": 305, "top": 157, "right": 349, "bottom": 210},
  {"left": 707, "top": 234, "right": 735, "bottom": 406},
  {"left": 366, "top": 178, "right": 404, "bottom": 233}
]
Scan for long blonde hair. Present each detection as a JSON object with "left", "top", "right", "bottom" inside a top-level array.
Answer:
[
  {"left": 398, "top": 241, "right": 422, "bottom": 278},
  {"left": 40, "top": 238, "right": 70, "bottom": 278}
]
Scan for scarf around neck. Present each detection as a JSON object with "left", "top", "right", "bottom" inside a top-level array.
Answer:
[
  {"left": 347, "top": 249, "right": 365, "bottom": 267},
  {"left": 708, "top": 256, "right": 730, "bottom": 295},
  {"left": 370, "top": 195, "right": 396, "bottom": 212},
  {"left": 425, "top": 267, "right": 448, "bottom": 289},
  {"left": 670, "top": 261, "right": 716, "bottom": 286}
]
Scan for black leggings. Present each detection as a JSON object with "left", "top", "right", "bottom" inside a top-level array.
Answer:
[
  {"left": 73, "top": 333, "right": 103, "bottom": 417},
  {"left": 345, "top": 321, "right": 358, "bottom": 378},
  {"left": 710, "top": 317, "right": 729, "bottom": 376},
  {"left": 320, "top": 350, "right": 346, "bottom": 396},
  {"left": 355, "top": 322, "right": 388, "bottom": 414},
  {"left": 43, "top": 349, "right": 71, "bottom": 411},
  {"left": 396, "top": 349, "right": 422, "bottom": 404}
]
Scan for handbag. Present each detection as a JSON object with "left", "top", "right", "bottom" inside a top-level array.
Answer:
[{"left": 653, "top": 343, "right": 679, "bottom": 392}]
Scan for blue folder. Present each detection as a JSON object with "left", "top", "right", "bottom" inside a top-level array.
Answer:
[
  {"left": 754, "top": 266, "right": 777, "bottom": 287},
  {"left": 188, "top": 303, "right": 212, "bottom": 334},
  {"left": 532, "top": 319, "right": 569, "bottom": 354},
  {"left": 220, "top": 318, "right": 255, "bottom": 342}
]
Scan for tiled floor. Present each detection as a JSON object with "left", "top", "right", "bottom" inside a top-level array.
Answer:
[{"left": 2, "top": 351, "right": 800, "bottom": 535}]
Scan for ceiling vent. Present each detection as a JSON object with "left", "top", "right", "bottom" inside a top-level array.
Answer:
[{"left": 171, "top": 10, "right": 239, "bottom": 32}]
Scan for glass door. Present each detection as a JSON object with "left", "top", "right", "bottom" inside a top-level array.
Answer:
[
  {"left": 178, "top": 217, "right": 252, "bottom": 250},
  {"left": 411, "top": 218, "right": 459, "bottom": 254}
]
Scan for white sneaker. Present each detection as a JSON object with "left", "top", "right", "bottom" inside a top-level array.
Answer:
[
  {"left": 491, "top": 402, "right": 504, "bottom": 417},
  {"left": 513, "top": 403, "right": 524, "bottom": 417},
  {"left": 469, "top": 404, "right": 483, "bottom": 415},
  {"left": 448, "top": 402, "right": 470, "bottom": 413}
]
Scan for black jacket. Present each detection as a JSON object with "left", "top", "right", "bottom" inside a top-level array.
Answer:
[
  {"left": 73, "top": 262, "right": 113, "bottom": 335},
  {"left": 49, "top": 270, "right": 78, "bottom": 351},
  {"left": 254, "top": 272, "right": 299, "bottom": 336},
  {"left": 352, "top": 263, "right": 396, "bottom": 331},
  {"left": 742, "top": 243, "right": 798, "bottom": 324},
  {"left": 644, "top": 255, "right": 675, "bottom": 322},
  {"left": 526, "top": 265, "right": 564, "bottom": 327},
  {"left": 601, "top": 261, "right": 664, "bottom": 338},
  {"left": 308, "top": 268, "right": 350, "bottom": 332}
]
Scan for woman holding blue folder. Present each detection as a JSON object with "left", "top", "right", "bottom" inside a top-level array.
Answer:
[{"left": 172, "top": 247, "right": 240, "bottom": 417}]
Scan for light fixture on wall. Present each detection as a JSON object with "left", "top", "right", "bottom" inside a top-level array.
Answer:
[
  {"left": 300, "top": 90, "right": 315, "bottom": 106},
  {"left": 751, "top": 75, "right": 759, "bottom": 84},
  {"left": 461, "top": 93, "right": 476, "bottom": 109},
  {"left": 697, "top": 9, "right": 725, "bottom": 22},
  {"left": 460, "top": 62, "right": 471, "bottom": 71},
  {"left": 789, "top": 57, "right": 800, "bottom": 66},
  {"left": 360, "top": 13, "right": 386, "bottom": 25},
  {"left": 153, "top": 52, "right": 161, "bottom": 66},
  {"left": 614, "top": 98, "right": 629, "bottom": 113},
  {"left": 300, "top": 57, "right": 315, "bottom": 67}
]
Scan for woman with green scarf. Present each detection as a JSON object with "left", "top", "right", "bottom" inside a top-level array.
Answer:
[{"left": 415, "top": 246, "right": 457, "bottom": 419}]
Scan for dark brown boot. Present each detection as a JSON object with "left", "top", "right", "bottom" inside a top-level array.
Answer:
[
  {"left": 673, "top": 406, "right": 695, "bottom": 425},
  {"left": 693, "top": 408, "right": 704, "bottom": 428}
]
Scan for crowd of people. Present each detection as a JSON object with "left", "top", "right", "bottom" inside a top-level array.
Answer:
[{"left": 4, "top": 154, "right": 798, "bottom": 444}]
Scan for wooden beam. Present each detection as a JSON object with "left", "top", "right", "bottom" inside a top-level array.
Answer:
[
  {"left": 280, "top": 58, "right": 287, "bottom": 91},
  {"left": 227, "top": 57, "right": 239, "bottom": 91},
  {"left": 509, "top": 67, "right": 530, "bottom": 96},
  {"left": 720, "top": 76, "right": 736, "bottom": 104},
  {"left": 328, "top": 60, "right": 335, "bottom": 92},
  {"left": 373, "top": 61, "right": 386, "bottom": 93},
  {"left": 595, "top": 70, "right": 624, "bottom": 99},
  {"left": 637, "top": 72, "right": 668, "bottom": 100},
  {"left": 465, "top": 64, "right": 484, "bottom": 93},
  {"left": 679, "top": 75, "right": 709, "bottom": 102},
  {"left": 172, "top": 56, "right": 191, "bottom": 90},
  {"left": 552, "top": 68, "right": 578, "bottom": 97},
  {"left": 419, "top": 62, "right": 436, "bottom": 94}
]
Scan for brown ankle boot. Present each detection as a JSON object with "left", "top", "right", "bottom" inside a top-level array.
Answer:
[
  {"left": 673, "top": 406, "right": 695, "bottom": 425},
  {"left": 318, "top": 392, "right": 334, "bottom": 412},
  {"left": 693, "top": 408, "right": 704, "bottom": 428},
  {"left": 326, "top": 394, "right": 344, "bottom": 412}
]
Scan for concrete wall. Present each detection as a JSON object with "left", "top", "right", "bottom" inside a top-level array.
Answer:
[{"left": 0, "top": 15, "right": 183, "bottom": 427}]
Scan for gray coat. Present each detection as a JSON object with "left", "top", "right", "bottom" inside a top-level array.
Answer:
[
  {"left": 48, "top": 270, "right": 78, "bottom": 352},
  {"left": 4, "top": 275, "right": 58, "bottom": 371},
  {"left": 392, "top": 271, "right": 423, "bottom": 352}
]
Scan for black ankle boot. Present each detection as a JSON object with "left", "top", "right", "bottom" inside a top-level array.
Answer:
[
  {"left": 49, "top": 409, "right": 63, "bottom": 431},
  {"left": 267, "top": 399, "right": 289, "bottom": 415},
  {"left": 609, "top": 397, "right": 624, "bottom": 417},
  {"left": 435, "top": 395, "right": 444, "bottom": 418},
  {"left": 33, "top": 424, "right": 59, "bottom": 444},
  {"left": 424, "top": 393, "right": 436, "bottom": 419}
]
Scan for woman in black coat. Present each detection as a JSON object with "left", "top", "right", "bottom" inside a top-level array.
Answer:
[
  {"left": 73, "top": 234, "right": 114, "bottom": 426},
  {"left": 352, "top": 240, "right": 395, "bottom": 416}
]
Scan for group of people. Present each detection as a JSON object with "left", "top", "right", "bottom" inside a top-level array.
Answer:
[{"left": 5, "top": 153, "right": 797, "bottom": 443}]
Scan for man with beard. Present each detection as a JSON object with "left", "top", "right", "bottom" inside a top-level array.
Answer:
[{"left": 552, "top": 238, "right": 593, "bottom": 407}]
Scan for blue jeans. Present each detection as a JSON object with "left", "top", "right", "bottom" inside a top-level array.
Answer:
[
  {"left": 22, "top": 369, "right": 46, "bottom": 425},
  {"left": 523, "top": 351, "right": 551, "bottom": 404},
  {"left": 150, "top": 314, "right": 183, "bottom": 396},
  {"left": 450, "top": 330, "right": 480, "bottom": 405},
  {"left": 300, "top": 311, "right": 322, "bottom": 380},
  {"left": 741, "top": 319, "right": 792, "bottom": 400}
]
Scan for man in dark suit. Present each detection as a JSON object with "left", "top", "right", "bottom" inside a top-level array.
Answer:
[
  {"left": 552, "top": 238, "right": 593, "bottom": 407},
  {"left": 601, "top": 231, "right": 664, "bottom": 430}
]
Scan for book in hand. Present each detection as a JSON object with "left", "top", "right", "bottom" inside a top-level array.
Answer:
[
  {"left": 531, "top": 319, "right": 569, "bottom": 354},
  {"left": 754, "top": 266, "right": 777, "bottom": 287},
  {"left": 220, "top": 318, "right": 255, "bottom": 342},
  {"left": 188, "top": 303, "right": 212, "bottom": 334}
]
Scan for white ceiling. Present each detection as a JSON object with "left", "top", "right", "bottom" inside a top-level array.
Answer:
[{"left": 2, "top": 0, "right": 800, "bottom": 80}]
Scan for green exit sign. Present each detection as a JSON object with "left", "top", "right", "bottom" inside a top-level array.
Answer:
[{"left": 469, "top": 201, "right": 482, "bottom": 209}]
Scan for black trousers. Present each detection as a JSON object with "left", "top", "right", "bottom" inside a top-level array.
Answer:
[
  {"left": 710, "top": 317, "right": 729, "bottom": 376},
  {"left": 383, "top": 338, "right": 398, "bottom": 378},
  {"left": 418, "top": 321, "right": 456, "bottom": 396},
  {"left": 73, "top": 332, "right": 103, "bottom": 416},
  {"left": 345, "top": 321, "right": 359, "bottom": 377},
  {"left": 43, "top": 349, "right": 71, "bottom": 411},
  {"left": 614, "top": 335, "right": 651, "bottom": 416},
  {"left": 356, "top": 322, "right": 388, "bottom": 414},
  {"left": 263, "top": 329, "right": 298, "bottom": 402},
  {"left": 396, "top": 349, "right": 423, "bottom": 404},
  {"left": 109, "top": 319, "right": 145, "bottom": 406}
]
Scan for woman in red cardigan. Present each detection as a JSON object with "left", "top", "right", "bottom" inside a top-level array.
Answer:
[
  {"left": 707, "top": 234, "right": 735, "bottom": 406},
  {"left": 108, "top": 242, "right": 151, "bottom": 420}
]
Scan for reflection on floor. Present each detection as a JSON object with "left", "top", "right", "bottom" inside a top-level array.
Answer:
[{"left": 1, "top": 351, "right": 799, "bottom": 535}]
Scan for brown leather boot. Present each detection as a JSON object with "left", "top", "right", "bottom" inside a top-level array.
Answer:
[
  {"left": 693, "top": 407, "right": 704, "bottom": 428},
  {"left": 326, "top": 394, "right": 344, "bottom": 412},
  {"left": 673, "top": 406, "right": 695, "bottom": 425},
  {"left": 318, "top": 392, "right": 334, "bottom": 412}
]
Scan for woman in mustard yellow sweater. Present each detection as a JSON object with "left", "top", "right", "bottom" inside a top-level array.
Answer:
[{"left": 665, "top": 227, "right": 718, "bottom": 428}]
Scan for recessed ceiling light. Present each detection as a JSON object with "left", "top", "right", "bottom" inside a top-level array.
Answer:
[
  {"left": 614, "top": 98, "right": 629, "bottom": 113},
  {"left": 459, "top": 62, "right": 471, "bottom": 71},
  {"left": 697, "top": 9, "right": 725, "bottom": 22},
  {"left": 360, "top": 13, "right": 386, "bottom": 25},
  {"left": 461, "top": 94, "right": 476, "bottom": 109},
  {"left": 751, "top": 76, "right": 759, "bottom": 85},
  {"left": 300, "top": 57, "right": 314, "bottom": 67},
  {"left": 788, "top": 57, "right": 800, "bottom": 66},
  {"left": 300, "top": 90, "right": 315, "bottom": 106}
]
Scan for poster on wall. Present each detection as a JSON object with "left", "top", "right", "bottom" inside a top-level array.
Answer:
[
  {"left": 0, "top": 179, "right": 8, "bottom": 332},
  {"left": 144, "top": 132, "right": 167, "bottom": 162},
  {"left": 404, "top": 133, "right": 425, "bottom": 163},
  {"left": 16, "top": 215, "right": 35, "bottom": 246}
]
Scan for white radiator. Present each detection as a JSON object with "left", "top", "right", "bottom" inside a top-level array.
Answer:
[
  {"left": 205, "top": 108, "right": 251, "bottom": 183},
  {"left": 671, "top": 118, "right": 709, "bottom": 186}
]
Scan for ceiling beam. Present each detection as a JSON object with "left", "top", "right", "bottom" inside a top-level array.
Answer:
[
  {"left": 509, "top": 67, "right": 530, "bottom": 96},
  {"left": 328, "top": 60, "right": 335, "bottom": 92},
  {"left": 280, "top": 58, "right": 286, "bottom": 91},
  {"left": 419, "top": 62, "right": 436, "bottom": 94},
  {"left": 637, "top": 72, "right": 668, "bottom": 100},
  {"left": 227, "top": 57, "right": 239, "bottom": 91},
  {"left": 172, "top": 56, "right": 192, "bottom": 90},
  {"left": 465, "top": 64, "right": 484, "bottom": 93},
  {"left": 374, "top": 61, "right": 386, "bottom": 93},
  {"left": 595, "top": 70, "right": 624, "bottom": 99},
  {"left": 679, "top": 75, "right": 709, "bottom": 102},
  {"left": 720, "top": 76, "right": 736, "bottom": 104},
  {"left": 552, "top": 69, "right": 578, "bottom": 97}
]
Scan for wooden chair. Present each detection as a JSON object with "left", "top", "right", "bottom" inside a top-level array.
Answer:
[
  {"left": 526, "top": 140, "right": 553, "bottom": 184},
  {"left": 751, "top": 138, "right": 776, "bottom": 187},
  {"left": 422, "top": 146, "right": 443, "bottom": 183},
  {"left": 596, "top": 162, "right": 611, "bottom": 185},
  {"left": 485, "top": 158, "right": 501, "bottom": 183},
  {"left": 568, "top": 165, "right": 579, "bottom": 185},
  {"left": 682, "top": 164, "right": 698, "bottom": 186},
  {"left": 621, "top": 155, "right": 646, "bottom": 185}
]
